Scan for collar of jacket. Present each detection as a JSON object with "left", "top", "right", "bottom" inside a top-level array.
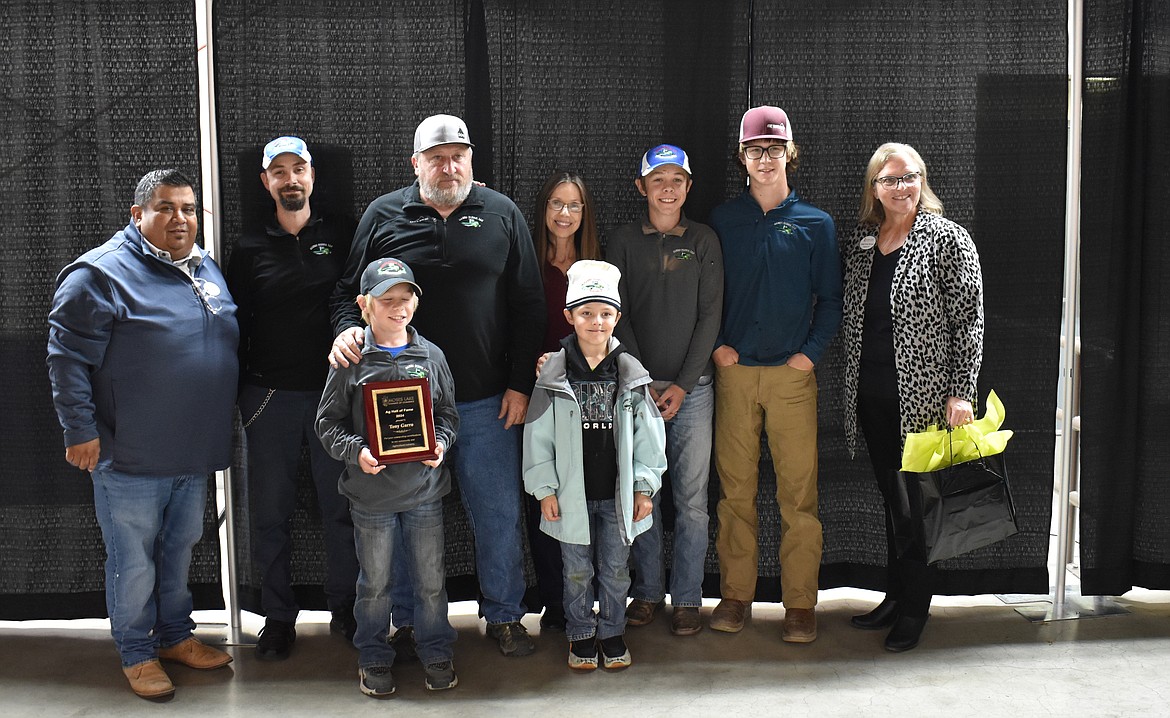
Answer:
[{"left": 535, "top": 336, "right": 652, "bottom": 395}]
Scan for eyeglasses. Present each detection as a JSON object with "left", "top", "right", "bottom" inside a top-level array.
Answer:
[
  {"left": 192, "top": 277, "right": 223, "bottom": 315},
  {"left": 741, "top": 144, "right": 787, "bottom": 161},
  {"left": 873, "top": 172, "right": 922, "bottom": 189},
  {"left": 547, "top": 199, "right": 584, "bottom": 213}
]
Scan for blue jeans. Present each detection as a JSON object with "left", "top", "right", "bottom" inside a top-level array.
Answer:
[
  {"left": 352, "top": 500, "right": 456, "bottom": 668},
  {"left": 629, "top": 378, "right": 713, "bottom": 607},
  {"left": 561, "top": 499, "right": 631, "bottom": 642},
  {"left": 392, "top": 394, "right": 527, "bottom": 626},
  {"left": 240, "top": 385, "right": 358, "bottom": 621},
  {"left": 91, "top": 465, "right": 208, "bottom": 667}
]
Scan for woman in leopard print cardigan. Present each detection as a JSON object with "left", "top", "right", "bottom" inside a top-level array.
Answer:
[{"left": 840, "top": 143, "right": 984, "bottom": 653}]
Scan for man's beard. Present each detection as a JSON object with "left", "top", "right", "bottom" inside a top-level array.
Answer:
[
  {"left": 420, "top": 174, "right": 472, "bottom": 208},
  {"left": 278, "top": 190, "right": 306, "bottom": 211}
]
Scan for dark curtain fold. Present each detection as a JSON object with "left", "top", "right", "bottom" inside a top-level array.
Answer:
[
  {"left": 0, "top": 1, "right": 219, "bottom": 619},
  {"left": 0, "top": 0, "right": 1092, "bottom": 618},
  {"left": 1079, "top": 0, "right": 1170, "bottom": 594}
]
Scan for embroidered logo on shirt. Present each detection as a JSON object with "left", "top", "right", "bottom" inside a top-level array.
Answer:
[
  {"left": 404, "top": 364, "right": 428, "bottom": 379},
  {"left": 309, "top": 243, "right": 333, "bottom": 256},
  {"left": 773, "top": 221, "right": 796, "bottom": 235},
  {"left": 460, "top": 215, "right": 484, "bottom": 228},
  {"left": 672, "top": 248, "right": 696, "bottom": 261}
]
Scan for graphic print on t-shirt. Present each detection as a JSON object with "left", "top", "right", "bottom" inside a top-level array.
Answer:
[{"left": 572, "top": 381, "right": 616, "bottom": 430}]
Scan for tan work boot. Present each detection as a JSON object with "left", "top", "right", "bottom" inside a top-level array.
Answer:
[
  {"left": 123, "top": 659, "right": 174, "bottom": 699},
  {"left": 709, "top": 598, "right": 750, "bottom": 633},
  {"left": 782, "top": 607, "right": 817, "bottom": 643},
  {"left": 157, "top": 637, "right": 233, "bottom": 669}
]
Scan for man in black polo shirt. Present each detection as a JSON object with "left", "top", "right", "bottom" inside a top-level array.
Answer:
[
  {"left": 329, "top": 115, "right": 545, "bottom": 657},
  {"left": 227, "top": 136, "right": 360, "bottom": 660}
]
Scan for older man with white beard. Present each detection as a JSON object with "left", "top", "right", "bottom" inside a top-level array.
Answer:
[{"left": 329, "top": 115, "right": 545, "bottom": 658}]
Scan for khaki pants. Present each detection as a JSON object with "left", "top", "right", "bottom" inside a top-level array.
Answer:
[{"left": 714, "top": 363, "right": 822, "bottom": 608}]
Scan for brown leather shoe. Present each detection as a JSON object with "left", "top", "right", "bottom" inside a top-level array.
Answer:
[
  {"left": 123, "top": 659, "right": 174, "bottom": 699},
  {"left": 157, "top": 637, "right": 233, "bottom": 669},
  {"left": 782, "top": 607, "right": 817, "bottom": 643},
  {"left": 670, "top": 606, "right": 702, "bottom": 636},
  {"left": 625, "top": 599, "right": 663, "bottom": 626},
  {"left": 709, "top": 599, "right": 750, "bottom": 633}
]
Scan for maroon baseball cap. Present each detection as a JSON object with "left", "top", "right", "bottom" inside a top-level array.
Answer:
[{"left": 739, "top": 106, "right": 792, "bottom": 143}]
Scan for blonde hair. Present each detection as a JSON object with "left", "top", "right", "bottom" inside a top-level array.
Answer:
[
  {"left": 858, "top": 142, "right": 944, "bottom": 225},
  {"left": 360, "top": 291, "right": 419, "bottom": 324}
]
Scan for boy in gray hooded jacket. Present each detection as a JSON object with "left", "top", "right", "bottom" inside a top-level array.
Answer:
[{"left": 316, "top": 257, "right": 458, "bottom": 697}]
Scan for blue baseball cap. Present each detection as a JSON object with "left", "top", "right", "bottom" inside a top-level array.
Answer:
[
  {"left": 639, "top": 143, "right": 691, "bottom": 177},
  {"left": 262, "top": 136, "right": 313, "bottom": 169}
]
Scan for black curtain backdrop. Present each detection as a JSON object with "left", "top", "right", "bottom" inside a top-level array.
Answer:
[
  {"left": 0, "top": 2, "right": 222, "bottom": 619},
  {"left": 1079, "top": 0, "right": 1170, "bottom": 594},
  {"left": 210, "top": 0, "right": 1063, "bottom": 611},
  {"left": 16, "top": 0, "right": 1164, "bottom": 619}
]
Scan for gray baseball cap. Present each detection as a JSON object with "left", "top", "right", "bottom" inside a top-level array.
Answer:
[{"left": 413, "top": 114, "right": 474, "bottom": 153}]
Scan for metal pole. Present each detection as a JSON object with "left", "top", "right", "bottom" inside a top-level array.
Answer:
[
  {"left": 1015, "top": 0, "right": 1124, "bottom": 622},
  {"left": 197, "top": 0, "right": 247, "bottom": 644},
  {"left": 1051, "top": 0, "right": 1083, "bottom": 619}
]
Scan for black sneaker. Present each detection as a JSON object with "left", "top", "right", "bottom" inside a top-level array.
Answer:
[
  {"left": 599, "top": 635, "right": 632, "bottom": 669},
  {"left": 423, "top": 660, "right": 459, "bottom": 690},
  {"left": 256, "top": 618, "right": 296, "bottom": 661},
  {"left": 486, "top": 621, "right": 535, "bottom": 657},
  {"left": 358, "top": 665, "right": 395, "bottom": 697},
  {"left": 330, "top": 605, "right": 357, "bottom": 641},
  {"left": 388, "top": 626, "right": 417, "bottom": 663},
  {"left": 567, "top": 637, "right": 598, "bottom": 671}
]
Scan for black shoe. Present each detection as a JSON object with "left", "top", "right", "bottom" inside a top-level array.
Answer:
[
  {"left": 487, "top": 621, "right": 535, "bottom": 657},
  {"left": 884, "top": 614, "right": 929, "bottom": 653},
  {"left": 851, "top": 596, "right": 900, "bottom": 630},
  {"left": 256, "top": 618, "right": 296, "bottom": 661},
  {"left": 330, "top": 605, "right": 357, "bottom": 641},
  {"left": 540, "top": 606, "right": 566, "bottom": 633},
  {"left": 389, "top": 626, "right": 417, "bottom": 663}
]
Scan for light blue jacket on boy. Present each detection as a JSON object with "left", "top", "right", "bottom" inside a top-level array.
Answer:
[{"left": 523, "top": 337, "right": 667, "bottom": 546}]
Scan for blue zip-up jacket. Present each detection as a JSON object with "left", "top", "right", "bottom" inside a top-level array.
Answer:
[
  {"left": 46, "top": 222, "right": 240, "bottom": 475},
  {"left": 709, "top": 190, "right": 843, "bottom": 365}
]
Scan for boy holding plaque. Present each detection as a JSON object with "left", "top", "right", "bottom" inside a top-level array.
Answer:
[
  {"left": 316, "top": 257, "right": 459, "bottom": 696},
  {"left": 523, "top": 260, "right": 667, "bottom": 671}
]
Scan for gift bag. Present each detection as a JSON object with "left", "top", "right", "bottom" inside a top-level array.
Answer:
[
  {"left": 896, "top": 391, "right": 1019, "bottom": 564},
  {"left": 897, "top": 450, "right": 1018, "bottom": 564}
]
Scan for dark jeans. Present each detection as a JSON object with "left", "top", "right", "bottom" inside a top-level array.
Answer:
[
  {"left": 856, "top": 391, "right": 932, "bottom": 618},
  {"left": 241, "top": 385, "right": 359, "bottom": 621}
]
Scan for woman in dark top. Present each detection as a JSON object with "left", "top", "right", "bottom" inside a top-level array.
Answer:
[
  {"left": 533, "top": 171, "right": 602, "bottom": 353},
  {"left": 528, "top": 170, "right": 602, "bottom": 630},
  {"left": 839, "top": 143, "right": 984, "bottom": 652}
]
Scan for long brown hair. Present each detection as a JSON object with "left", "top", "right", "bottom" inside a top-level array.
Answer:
[{"left": 533, "top": 171, "right": 601, "bottom": 266}]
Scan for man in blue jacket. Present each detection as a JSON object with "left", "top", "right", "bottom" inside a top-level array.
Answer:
[
  {"left": 708, "top": 107, "right": 843, "bottom": 643},
  {"left": 47, "top": 169, "right": 240, "bottom": 700}
]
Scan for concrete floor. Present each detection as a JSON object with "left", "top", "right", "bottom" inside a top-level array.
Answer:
[{"left": 3, "top": 587, "right": 1169, "bottom": 718}]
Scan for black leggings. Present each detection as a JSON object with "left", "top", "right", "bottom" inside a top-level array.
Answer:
[{"left": 856, "top": 392, "right": 932, "bottom": 618}]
